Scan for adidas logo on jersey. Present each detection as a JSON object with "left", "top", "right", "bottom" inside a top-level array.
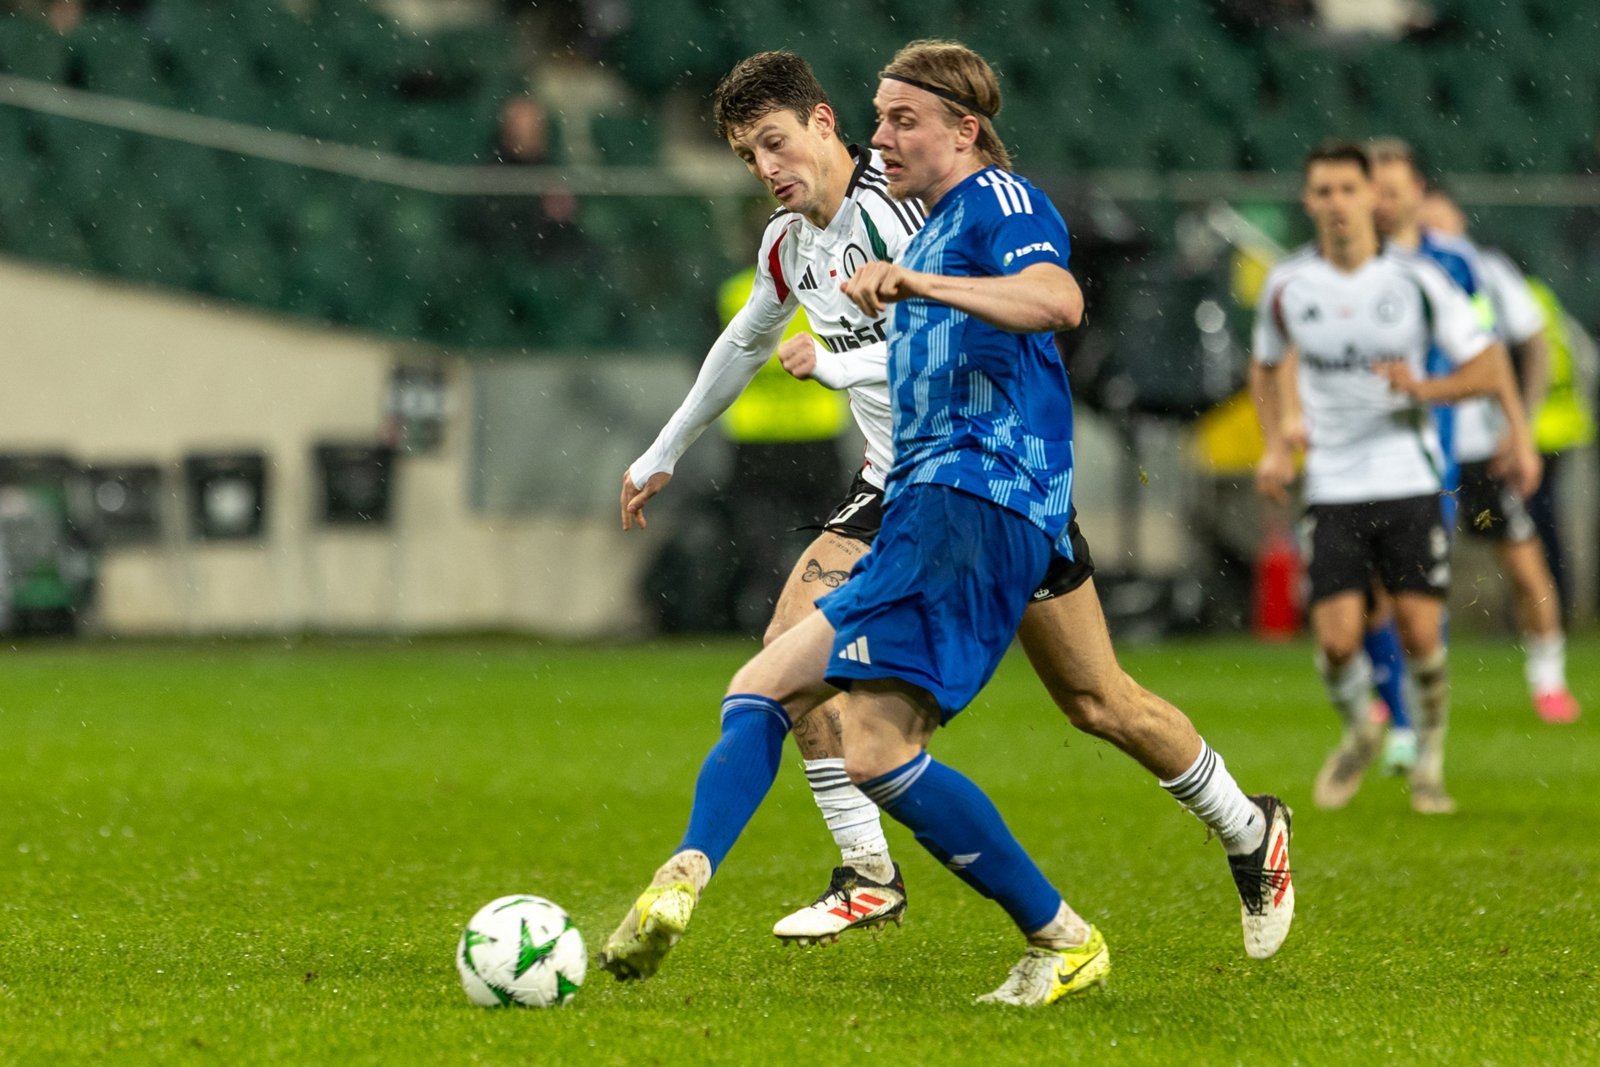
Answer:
[
  {"left": 837, "top": 636, "right": 871, "bottom": 664},
  {"left": 797, "top": 266, "right": 818, "bottom": 291}
]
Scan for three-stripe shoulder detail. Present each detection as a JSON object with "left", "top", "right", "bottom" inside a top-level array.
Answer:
[{"left": 975, "top": 170, "right": 1034, "bottom": 216}]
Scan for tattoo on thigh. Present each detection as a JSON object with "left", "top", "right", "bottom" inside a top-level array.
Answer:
[{"left": 802, "top": 559, "right": 850, "bottom": 588}]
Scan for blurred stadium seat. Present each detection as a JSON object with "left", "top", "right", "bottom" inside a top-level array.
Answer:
[{"left": 0, "top": 0, "right": 1593, "bottom": 348}]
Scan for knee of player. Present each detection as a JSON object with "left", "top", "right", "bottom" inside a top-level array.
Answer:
[
  {"left": 843, "top": 747, "right": 912, "bottom": 787},
  {"left": 760, "top": 615, "right": 790, "bottom": 649},
  {"left": 1056, "top": 686, "right": 1113, "bottom": 735},
  {"left": 1057, "top": 673, "right": 1140, "bottom": 737},
  {"left": 1318, "top": 636, "right": 1362, "bottom": 667},
  {"left": 1397, "top": 629, "right": 1444, "bottom": 663},
  {"left": 842, "top": 753, "right": 885, "bottom": 786},
  {"left": 726, "top": 659, "right": 779, "bottom": 701}
]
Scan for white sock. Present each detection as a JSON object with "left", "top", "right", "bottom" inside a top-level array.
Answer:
[
  {"left": 804, "top": 758, "right": 893, "bottom": 882},
  {"left": 1523, "top": 631, "right": 1567, "bottom": 694},
  {"left": 651, "top": 850, "right": 711, "bottom": 894},
  {"left": 1160, "top": 741, "right": 1264, "bottom": 856},
  {"left": 1410, "top": 647, "right": 1450, "bottom": 782},
  {"left": 1316, "top": 649, "right": 1373, "bottom": 730}
]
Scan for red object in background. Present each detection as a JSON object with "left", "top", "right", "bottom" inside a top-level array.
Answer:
[{"left": 1253, "top": 529, "right": 1303, "bottom": 640}]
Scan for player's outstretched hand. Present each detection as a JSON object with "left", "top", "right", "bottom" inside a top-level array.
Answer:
[
  {"left": 777, "top": 334, "right": 818, "bottom": 380},
  {"left": 621, "top": 469, "right": 671, "bottom": 531},
  {"left": 1254, "top": 446, "right": 1296, "bottom": 505},
  {"left": 841, "top": 261, "right": 920, "bottom": 317}
]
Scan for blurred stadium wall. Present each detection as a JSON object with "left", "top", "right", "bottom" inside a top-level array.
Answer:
[{"left": 0, "top": 258, "right": 709, "bottom": 635}]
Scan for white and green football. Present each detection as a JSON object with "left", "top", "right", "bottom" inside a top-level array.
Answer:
[{"left": 456, "top": 895, "right": 586, "bottom": 1008}]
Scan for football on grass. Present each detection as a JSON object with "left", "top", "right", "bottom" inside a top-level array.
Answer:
[{"left": 457, "top": 895, "right": 586, "bottom": 1008}]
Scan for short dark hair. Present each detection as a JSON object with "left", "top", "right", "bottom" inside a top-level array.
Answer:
[
  {"left": 1303, "top": 139, "right": 1371, "bottom": 177},
  {"left": 712, "top": 52, "right": 833, "bottom": 142},
  {"left": 1366, "top": 136, "right": 1426, "bottom": 181}
]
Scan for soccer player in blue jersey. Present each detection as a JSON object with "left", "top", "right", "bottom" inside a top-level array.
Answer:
[
  {"left": 1417, "top": 187, "right": 1580, "bottom": 723},
  {"left": 1332, "top": 140, "right": 1549, "bottom": 790},
  {"left": 1372, "top": 145, "right": 1572, "bottom": 722},
  {"left": 600, "top": 40, "right": 1294, "bottom": 1004}
]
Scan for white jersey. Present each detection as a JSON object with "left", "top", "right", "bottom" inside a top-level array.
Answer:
[
  {"left": 1454, "top": 243, "right": 1543, "bottom": 462},
  {"left": 629, "top": 147, "right": 922, "bottom": 491},
  {"left": 1254, "top": 244, "right": 1493, "bottom": 504}
]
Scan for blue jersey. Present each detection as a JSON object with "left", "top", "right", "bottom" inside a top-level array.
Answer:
[
  {"left": 885, "top": 167, "right": 1078, "bottom": 554},
  {"left": 1415, "top": 232, "right": 1483, "bottom": 383},
  {"left": 1415, "top": 231, "right": 1490, "bottom": 505},
  {"left": 1418, "top": 231, "right": 1480, "bottom": 298}
]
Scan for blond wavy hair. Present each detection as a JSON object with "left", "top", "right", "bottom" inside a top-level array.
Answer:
[{"left": 880, "top": 39, "right": 1012, "bottom": 171}]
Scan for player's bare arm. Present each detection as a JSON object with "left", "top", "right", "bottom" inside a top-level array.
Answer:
[
  {"left": 841, "top": 261, "right": 1082, "bottom": 333},
  {"left": 1486, "top": 342, "right": 1543, "bottom": 497},
  {"left": 1375, "top": 343, "right": 1541, "bottom": 495},
  {"left": 1513, "top": 329, "right": 1551, "bottom": 418},
  {"left": 1280, "top": 346, "right": 1308, "bottom": 450},
  {"left": 1249, "top": 359, "right": 1295, "bottom": 504},
  {"left": 1375, "top": 342, "right": 1502, "bottom": 404}
]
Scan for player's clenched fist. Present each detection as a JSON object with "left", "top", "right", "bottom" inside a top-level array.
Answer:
[
  {"left": 841, "top": 261, "right": 922, "bottom": 317},
  {"left": 1372, "top": 358, "right": 1421, "bottom": 397},
  {"left": 776, "top": 334, "right": 818, "bottom": 379}
]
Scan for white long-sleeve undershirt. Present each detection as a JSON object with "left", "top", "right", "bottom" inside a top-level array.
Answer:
[
  {"left": 627, "top": 304, "right": 790, "bottom": 484},
  {"left": 810, "top": 339, "right": 888, "bottom": 392}
]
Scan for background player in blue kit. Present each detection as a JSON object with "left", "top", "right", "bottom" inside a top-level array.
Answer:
[{"left": 599, "top": 39, "right": 1294, "bottom": 1006}]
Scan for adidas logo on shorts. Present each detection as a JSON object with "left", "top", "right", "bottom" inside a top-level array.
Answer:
[{"left": 837, "top": 636, "right": 871, "bottom": 664}]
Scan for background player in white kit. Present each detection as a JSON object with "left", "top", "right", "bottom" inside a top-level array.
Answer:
[
  {"left": 620, "top": 49, "right": 1292, "bottom": 960},
  {"left": 1252, "top": 141, "right": 1539, "bottom": 815}
]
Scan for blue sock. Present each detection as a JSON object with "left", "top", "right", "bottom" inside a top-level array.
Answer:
[
  {"left": 1364, "top": 621, "right": 1412, "bottom": 729},
  {"left": 859, "top": 753, "right": 1062, "bottom": 934},
  {"left": 675, "top": 694, "right": 791, "bottom": 872}
]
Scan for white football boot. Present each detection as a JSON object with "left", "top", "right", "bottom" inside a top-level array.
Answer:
[
  {"left": 772, "top": 865, "right": 906, "bottom": 945},
  {"left": 1228, "top": 794, "right": 1294, "bottom": 960}
]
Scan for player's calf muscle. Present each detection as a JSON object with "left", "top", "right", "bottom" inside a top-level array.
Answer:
[{"left": 789, "top": 700, "right": 845, "bottom": 760}]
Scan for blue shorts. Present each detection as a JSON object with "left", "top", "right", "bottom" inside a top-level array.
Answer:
[{"left": 817, "top": 483, "right": 1054, "bottom": 721}]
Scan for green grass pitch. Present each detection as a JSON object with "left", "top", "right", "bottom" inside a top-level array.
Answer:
[{"left": 2, "top": 634, "right": 1596, "bottom": 1064}]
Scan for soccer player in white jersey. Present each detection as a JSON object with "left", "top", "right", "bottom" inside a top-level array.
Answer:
[
  {"left": 620, "top": 49, "right": 1293, "bottom": 963},
  {"left": 1417, "top": 187, "right": 1581, "bottom": 724},
  {"left": 1253, "top": 141, "right": 1540, "bottom": 815},
  {"left": 603, "top": 41, "right": 1293, "bottom": 1004},
  {"left": 622, "top": 52, "right": 922, "bottom": 941}
]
